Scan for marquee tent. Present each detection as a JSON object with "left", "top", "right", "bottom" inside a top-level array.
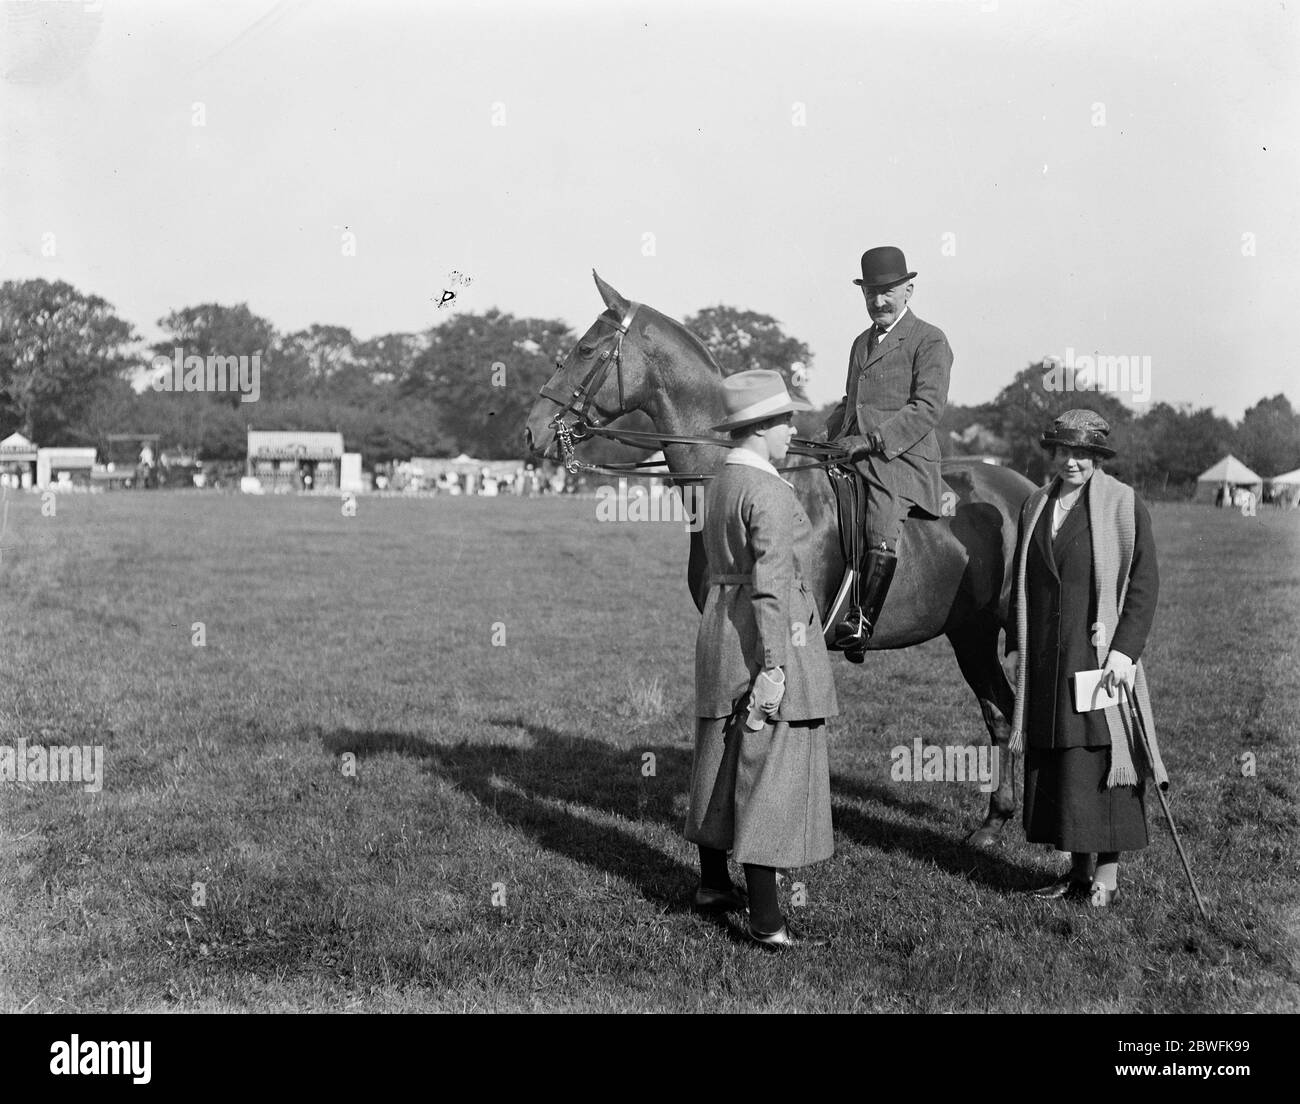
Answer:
[
  {"left": 1268, "top": 466, "right": 1300, "bottom": 508},
  {"left": 1193, "top": 455, "right": 1262, "bottom": 504}
]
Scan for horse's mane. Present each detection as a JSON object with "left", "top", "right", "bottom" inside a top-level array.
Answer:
[{"left": 637, "top": 304, "right": 726, "bottom": 382}]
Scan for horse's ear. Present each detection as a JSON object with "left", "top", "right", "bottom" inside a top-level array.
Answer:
[{"left": 592, "top": 270, "right": 627, "bottom": 313}]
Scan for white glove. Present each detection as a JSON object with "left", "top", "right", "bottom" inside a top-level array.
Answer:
[
  {"left": 1101, "top": 649, "right": 1135, "bottom": 694},
  {"left": 745, "top": 668, "right": 786, "bottom": 730}
]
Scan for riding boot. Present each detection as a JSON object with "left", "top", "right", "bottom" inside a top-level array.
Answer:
[{"left": 830, "top": 546, "right": 899, "bottom": 663}]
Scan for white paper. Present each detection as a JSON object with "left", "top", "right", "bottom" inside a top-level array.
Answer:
[{"left": 1072, "top": 668, "right": 1121, "bottom": 713}]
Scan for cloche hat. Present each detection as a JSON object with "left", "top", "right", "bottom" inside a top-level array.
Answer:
[{"left": 1040, "top": 408, "right": 1117, "bottom": 458}]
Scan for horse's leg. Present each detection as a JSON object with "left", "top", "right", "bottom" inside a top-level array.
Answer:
[{"left": 946, "top": 615, "right": 1018, "bottom": 848}]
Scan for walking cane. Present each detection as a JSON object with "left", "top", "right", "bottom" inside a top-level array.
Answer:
[{"left": 1119, "top": 681, "right": 1211, "bottom": 922}]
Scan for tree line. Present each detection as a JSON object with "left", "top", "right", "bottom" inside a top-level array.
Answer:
[{"left": 1, "top": 278, "right": 1295, "bottom": 494}]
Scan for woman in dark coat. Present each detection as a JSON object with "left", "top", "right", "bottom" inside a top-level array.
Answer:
[{"left": 1007, "top": 409, "right": 1169, "bottom": 907}]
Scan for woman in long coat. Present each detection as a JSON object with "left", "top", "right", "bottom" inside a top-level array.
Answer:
[
  {"left": 1008, "top": 409, "right": 1169, "bottom": 907},
  {"left": 684, "top": 370, "right": 839, "bottom": 948}
]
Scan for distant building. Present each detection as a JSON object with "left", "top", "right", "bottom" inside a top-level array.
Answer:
[
  {"left": 0, "top": 432, "right": 38, "bottom": 488},
  {"left": 36, "top": 447, "right": 97, "bottom": 489},
  {"left": 246, "top": 431, "right": 344, "bottom": 492}
]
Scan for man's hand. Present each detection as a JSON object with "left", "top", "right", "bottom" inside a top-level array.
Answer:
[
  {"left": 1101, "top": 649, "right": 1136, "bottom": 694},
  {"left": 843, "top": 432, "right": 885, "bottom": 462}
]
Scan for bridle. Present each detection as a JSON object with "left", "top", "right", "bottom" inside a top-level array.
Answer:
[
  {"left": 539, "top": 301, "right": 641, "bottom": 433},
  {"left": 537, "top": 300, "right": 851, "bottom": 479}
]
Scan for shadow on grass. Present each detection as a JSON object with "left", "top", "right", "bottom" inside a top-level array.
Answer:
[
  {"left": 829, "top": 803, "right": 1044, "bottom": 891},
  {"left": 316, "top": 719, "right": 1041, "bottom": 898},
  {"left": 829, "top": 771, "right": 955, "bottom": 827},
  {"left": 318, "top": 719, "right": 705, "bottom": 915}
]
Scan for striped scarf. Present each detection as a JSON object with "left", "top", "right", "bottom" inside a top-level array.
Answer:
[{"left": 1008, "top": 469, "right": 1168, "bottom": 789}]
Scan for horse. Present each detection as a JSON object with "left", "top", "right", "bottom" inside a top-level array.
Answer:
[{"left": 524, "top": 272, "right": 1036, "bottom": 846}]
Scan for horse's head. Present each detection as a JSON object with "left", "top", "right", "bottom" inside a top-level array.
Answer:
[{"left": 524, "top": 271, "right": 657, "bottom": 461}]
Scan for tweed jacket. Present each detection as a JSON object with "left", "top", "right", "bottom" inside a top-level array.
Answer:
[
  {"left": 1009, "top": 473, "right": 1160, "bottom": 756},
  {"left": 824, "top": 309, "right": 953, "bottom": 518},
  {"left": 694, "top": 455, "right": 839, "bottom": 722}
]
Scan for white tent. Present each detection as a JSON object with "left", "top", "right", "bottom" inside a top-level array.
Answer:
[
  {"left": 1194, "top": 454, "right": 1262, "bottom": 504},
  {"left": 1267, "top": 466, "right": 1300, "bottom": 508}
]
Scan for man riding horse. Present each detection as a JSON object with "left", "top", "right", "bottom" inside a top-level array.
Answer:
[{"left": 826, "top": 246, "right": 953, "bottom": 662}]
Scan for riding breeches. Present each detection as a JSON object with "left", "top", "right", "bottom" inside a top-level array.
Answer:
[{"left": 852, "top": 458, "right": 915, "bottom": 552}]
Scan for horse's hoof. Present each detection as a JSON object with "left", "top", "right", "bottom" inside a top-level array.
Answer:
[{"left": 964, "top": 825, "right": 1003, "bottom": 850}]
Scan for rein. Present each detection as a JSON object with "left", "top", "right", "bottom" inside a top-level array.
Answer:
[
  {"left": 539, "top": 299, "right": 853, "bottom": 481},
  {"left": 553, "top": 418, "right": 851, "bottom": 482}
]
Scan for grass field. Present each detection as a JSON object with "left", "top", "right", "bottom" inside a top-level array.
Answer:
[{"left": 1, "top": 489, "right": 1297, "bottom": 1012}]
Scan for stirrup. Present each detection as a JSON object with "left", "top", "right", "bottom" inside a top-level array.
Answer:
[{"left": 830, "top": 608, "right": 869, "bottom": 650}]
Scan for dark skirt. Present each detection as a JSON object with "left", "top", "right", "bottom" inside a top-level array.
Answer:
[{"left": 1023, "top": 745, "right": 1148, "bottom": 852}]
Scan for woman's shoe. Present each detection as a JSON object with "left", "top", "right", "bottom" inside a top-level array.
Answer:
[
  {"left": 1029, "top": 877, "right": 1091, "bottom": 900},
  {"left": 1086, "top": 881, "right": 1120, "bottom": 908},
  {"left": 746, "top": 918, "right": 830, "bottom": 950}
]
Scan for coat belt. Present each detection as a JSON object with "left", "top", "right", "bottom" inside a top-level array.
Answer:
[{"left": 709, "top": 573, "right": 807, "bottom": 590}]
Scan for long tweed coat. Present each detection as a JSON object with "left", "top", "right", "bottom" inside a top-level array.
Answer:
[
  {"left": 823, "top": 309, "right": 953, "bottom": 518},
  {"left": 694, "top": 456, "right": 838, "bottom": 722},
  {"left": 1010, "top": 475, "right": 1159, "bottom": 750}
]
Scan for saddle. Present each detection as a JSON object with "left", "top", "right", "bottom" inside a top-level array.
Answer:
[{"left": 822, "top": 461, "right": 957, "bottom": 640}]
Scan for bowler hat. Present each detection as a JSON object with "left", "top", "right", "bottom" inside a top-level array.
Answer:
[
  {"left": 1040, "top": 408, "right": 1116, "bottom": 458},
  {"left": 853, "top": 246, "right": 917, "bottom": 289},
  {"left": 712, "top": 369, "right": 811, "bottom": 433}
]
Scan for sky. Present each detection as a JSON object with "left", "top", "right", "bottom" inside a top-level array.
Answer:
[{"left": 1, "top": 0, "right": 1296, "bottom": 420}]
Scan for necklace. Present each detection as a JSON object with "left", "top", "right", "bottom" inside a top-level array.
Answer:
[{"left": 1052, "top": 487, "right": 1083, "bottom": 535}]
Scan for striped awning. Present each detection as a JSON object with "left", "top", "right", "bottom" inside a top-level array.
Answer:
[
  {"left": 248, "top": 430, "right": 343, "bottom": 462},
  {"left": 252, "top": 447, "right": 339, "bottom": 460}
]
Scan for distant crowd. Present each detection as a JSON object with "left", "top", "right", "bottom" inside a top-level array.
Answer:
[{"left": 382, "top": 464, "right": 592, "bottom": 496}]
